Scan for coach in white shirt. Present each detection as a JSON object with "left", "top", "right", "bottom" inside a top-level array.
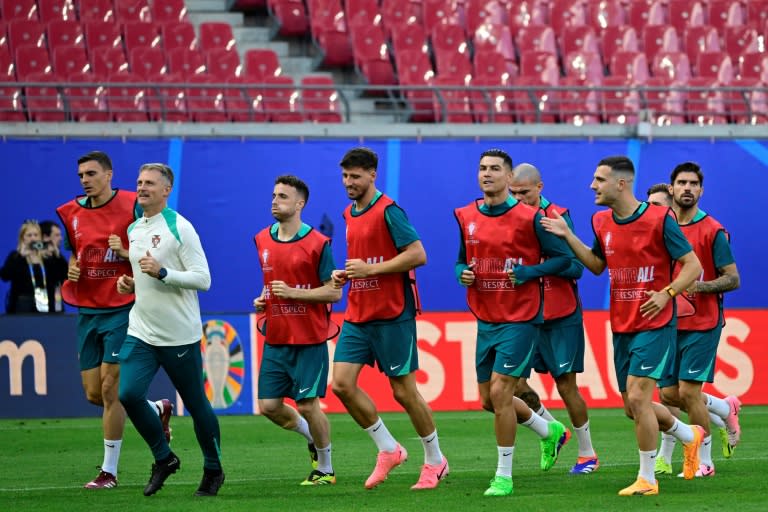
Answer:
[{"left": 117, "top": 163, "right": 224, "bottom": 498}]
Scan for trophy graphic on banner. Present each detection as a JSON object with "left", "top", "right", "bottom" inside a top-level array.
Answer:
[{"left": 203, "top": 322, "right": 231, "bottom": 409}]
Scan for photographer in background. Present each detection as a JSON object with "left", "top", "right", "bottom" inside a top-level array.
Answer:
[{"left": 1, "top": 219, "right": 68, "bottom": 314}]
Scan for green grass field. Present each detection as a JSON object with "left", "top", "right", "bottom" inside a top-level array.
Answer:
[{"left": 2, "top": 407, "right": 766, "bottom": 511}]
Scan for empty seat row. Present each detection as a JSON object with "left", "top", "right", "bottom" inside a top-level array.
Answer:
[{"left": 0, "top": 0, "right": 188, "bottom": 24}]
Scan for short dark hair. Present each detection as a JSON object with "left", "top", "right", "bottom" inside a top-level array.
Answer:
[
  {"left": 670, "top": 161, "right": 704, "bottom": 186},
  {"left": 77, "top": 150, "right": 113, "bottom": 170},
  {"left": 340, "top": 147, "right": 378, "bottom": 170},
  {"left": 275, "top": 174, "right": 309, "bottom": 204},
  {"left": 646, "top": 183, "right": 671, "bottom": 196},
  {"left": 39, "top": 220, "right": 59, "bottom": 237},
  {"left": 480, "top": 148, "right": 513, "bottom": 170},
  {"left": 598, "top": 155, "right": 635, "bottom": 175}
]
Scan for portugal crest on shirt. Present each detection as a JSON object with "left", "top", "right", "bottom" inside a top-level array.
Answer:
[{"left": 151, "top": 235, "right": 161, "bottom": 248}]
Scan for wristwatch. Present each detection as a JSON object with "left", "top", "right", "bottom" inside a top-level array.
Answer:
[{"left": 157, "top": 268, "right": 168, "bottom": 281}]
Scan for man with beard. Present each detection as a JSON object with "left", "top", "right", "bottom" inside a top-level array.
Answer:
[
  {"left": 253, "top": 175, "right": 341, "bottom": 485},
  {"left": 654, "top": 162, "right": 741, "bottom": 478},
  {"left": 331, "top": 147, "right": 448, "bottom": 491}
]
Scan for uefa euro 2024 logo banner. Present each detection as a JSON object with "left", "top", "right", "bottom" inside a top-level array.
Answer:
[{"left": 201, "top": 319, "right": 245, "bottom": 409}]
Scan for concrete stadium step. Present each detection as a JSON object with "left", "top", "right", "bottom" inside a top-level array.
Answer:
[{"left": 186, "top": 0, "right": 229, "bottom": 12}]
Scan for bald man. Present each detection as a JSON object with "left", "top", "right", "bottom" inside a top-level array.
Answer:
[{"left": 509, "top": 163, "right": 599, "bottom": 474}]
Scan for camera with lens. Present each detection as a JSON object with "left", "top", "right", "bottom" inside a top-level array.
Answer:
[{"left": 29, "top": 241, "right": 45, "bottom": 251}]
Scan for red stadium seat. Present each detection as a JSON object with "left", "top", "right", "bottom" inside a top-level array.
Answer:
[
  {"left": 47, "top": 20, "right": 84, "bottom": 49},
  {"left": 243, "top": 48, "right": 282, "bottom": 80},
  {"left": 602, "top": 75, "right": 640, "bottom": 124},
  {"left": 0, "top": 47, "right": 14, "bottom": 78},
  {"left": 432, "top": 74, "right": 473, "bottom": 123},
  {"left": 747, "top": 1, "right": 768, "bottom": 28},
  {"left": 515, "top": 24, "right": 557, "bottom": 54},
  {"left": 600, "top": 25, "right": 639, "bottom": 64},
  {"left": 37, "top": 0, "right": 76, "bottom": 22},
  {"left": 166, "top": 47, "right": 206, "bottom": 77},
  {"left": 90, "top": 46, "right": 129, "bottom": 78},
  {"left": 696, "top": 51, "right": 733, "bottom": 84},
  {"left": 667, "top": 0, "right": 705, "bottom": 33},
  {"left": 0, "top": 21, "right": 8, "bottom": 58},
  {"left": 609, "top": 51, "right": 649, "bottom": 83},
  {"left": 519, "top": 50, "right": 560, "bottom": 86},
  {"left": 350, "top": 27, "right": 396, "bottom": 87},
  {"left": 550, "top": 0, "right": 588, "bottom": 35},
  {"left": 186, "top": 74, "right": 228, "bottom": 122},
  {"left": 0, "top": 82, "right": 26, "bottom": 120},
  {"left": 559, "top": 76, "right": 601, "bottom": 125},
  {"left": 84, "top": 21, "right": 122, "bottom": 51},
  {"left": 465, "top": 0, "right": 508, "bottom": 35},
  {"left": 727, "top": 77, "right": 767, "bottom": 124},
  {"left": 642, "top": 25, "right": 680, "bottom": 63},
  {"left": 1, "top": 0, "right": 38, "bottom": 21},
  {"left": 105, "top": 72, "right": 149, "bottom": 121},
  {"left": 122, "top": 21, "right": 161, "bottom": 52},
  {"left": 24, "top": 72, "right": 66, "bottom": 121},
  {"left": 147, "top": 73, "right": 189, "bottom": 122},
  {"left": 151, "top": 0, "right": 188, "bottom": 23},
  {"left": 563, "top": 50, "right": 603, "bottom": 83},
  {"left": 473, "top": 48, "right": 517, "bottom": 81},
  {"left": 344, "top": 0, "right": 379, "bottom": 30},
  {"left": 114, "top": 0, "right": 152, "bottom": 23},
  {"left": 421, "top": 0, "right": 462, "bottom": 33},
  {"left": 435, "top": 49, "right": 472, "bottom": 81},
  {"left": 513, "top": 76, "right": 559, "bottom": 123},
  {"left": 739, "top": 52, "right": 768, "bottom": 82},
  {"left": 473, "top": 23, "right": 516, "bottom": 64},
  {"left": 391, "top": 23, "right": 428, "bottom": 56},
  {"left": 301, "top": 75, "right": 342, "bottom": 123},
  {"left": 683, "top": 26, "right": 720, "bottom": 70},
  {"left": 723, "top": 26, "right": 760, "bottom": 63},
  {"left": 380, "top": 0, "right": 422, "bottom": 37},
  {"left": 267, "top": 0, "right": 310, "bottom": 37},
  {"left": 644, "top": 76, "right": 686, "bottom": 125},
  {"left": 78, "top": 0, "right": 116, "bottom": 23},
  {"left": 586, "top": 0, "right": 625, "bottom": 31},
  {"left": 469, "top": 74, "right": 514, "bottom": 123},
  {"left": 8, "top": 19, "right": 46, "bottom": 53},
  {"left": 199, "top": 22, "right": 237, "bottom": 52},
  {"left": 395, "top": 48, "right": 436, "bottom": 121},
  {"left": 431, "top": 23, "right": 470, "bottom": 64},
  {"left": 627, "top": 0, "right": 664, "bottom": 35},
  {"left": 53, "top": 45, "right": 90, "bottom": 75},
  {"left": 508, "top": 0, "right": 548, "bottom": 30},
  {"left": 162, "top": 22, "right": 198, "bottom": 52},
  {"left": 651, "top": 51, "right": 691, "bottom": 83},
  {"left": 15, "top": 46, "right": 52, "bottom": 80},
  {"left": 707, "top": 1, "right": 745, "bottom": 32},
  {"left": 129, "top": 46, "right": 167, "bottom": 78},
  {"left": 262, "top": 75, "right": 304, "bottom": 122},
  {"left": 223, "top": 76, "right": 267, "bottom": 122},
  {"left": 309, "top": 0, "right": 353, "bottom": 67},
  {"left": 686, "top": 76, "right": 727, "bottom": 124},
  {"left": 63, "top": 72, "right": 110, "bottom": 121},
  {"left": 560, "top": 25, "right": 600, "bottom": 56},
  {"left": 205, "top": 48, "right": 242, "bottom": 80}
]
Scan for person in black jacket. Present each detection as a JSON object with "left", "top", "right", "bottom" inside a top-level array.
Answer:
[{"left": 1, "top": 219, "right": 67, "bottom": 313}]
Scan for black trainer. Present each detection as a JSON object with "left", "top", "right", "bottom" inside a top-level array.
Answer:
[
  {"left": 143, "top": 453, "right": 181, "bottom": 496},
  {"left": 194, "top": 469, "right": 225, "bottom": 497}
]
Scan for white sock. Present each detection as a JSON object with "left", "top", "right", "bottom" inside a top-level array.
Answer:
[
  {"left": 316, "top": 444, "right": 333, "bottom": 474},
  {"left": 496, "top": 446, "right": 514, "bottom": 478},
  {"left": 709, "top": 412, "right": 726, "bottom": 428},
  {"left": 521, "top": 412, "right": 550, "bottom": 438},
  {"left": 705, "top": 393, "right": 730, "bottom": 419},
  {"left": 420, "top": 430, "right": 444, "bottom": 466},
  {"left": 290, "top": 415, "right": 314, "bottom": 443},
  {"left": 573, "top": 421, "right": 596, "bottom": 458},
  {"left": 700, "top": 435, "right": 713, "bottom": 467},
  {"left": 658, "top": 433, "right": 676, "bottom": 464},
  {"left": 365, "top": 418, "right": 397, "bottom": 452},
  {"left": 536, "top": 404, "right": 556, "bottom": 422},
  {"left": 148, "top": 400, "right": 160, "bottom": 415},
  {"left": 666, "top": 418, "right": 694, "bottom": 444},
  {"left": 639, "top": 450, "right": 657, "bottom": 484},
  {"left": 102, "top": 439, "right": 122, "bottom": 476}
]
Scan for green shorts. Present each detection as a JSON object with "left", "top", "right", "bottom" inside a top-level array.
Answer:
[
  {"left": 658, "top": 327, "right": 722, "bottom": 388},
  {"left": 334, "top": 319, "right": 418, "bottom": 377},
  {"left": 258, "top": 342, "right": 329, "bottom": 400},
  {"left": 613, "top": 325, "right": 675, "bottom": 392},
  {"left": 476, "top": 322, "right": 538, "bottom": 383},
  {"left": 77, "top": 309, "right": 130, "bottom": 371},
  {"left": 536, "top": 323, "right": 585, "bottom": 378}
]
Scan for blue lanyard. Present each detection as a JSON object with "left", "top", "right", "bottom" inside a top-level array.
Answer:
[{"left": 28, "top": 262, "right": 47, "bottom": 290}]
